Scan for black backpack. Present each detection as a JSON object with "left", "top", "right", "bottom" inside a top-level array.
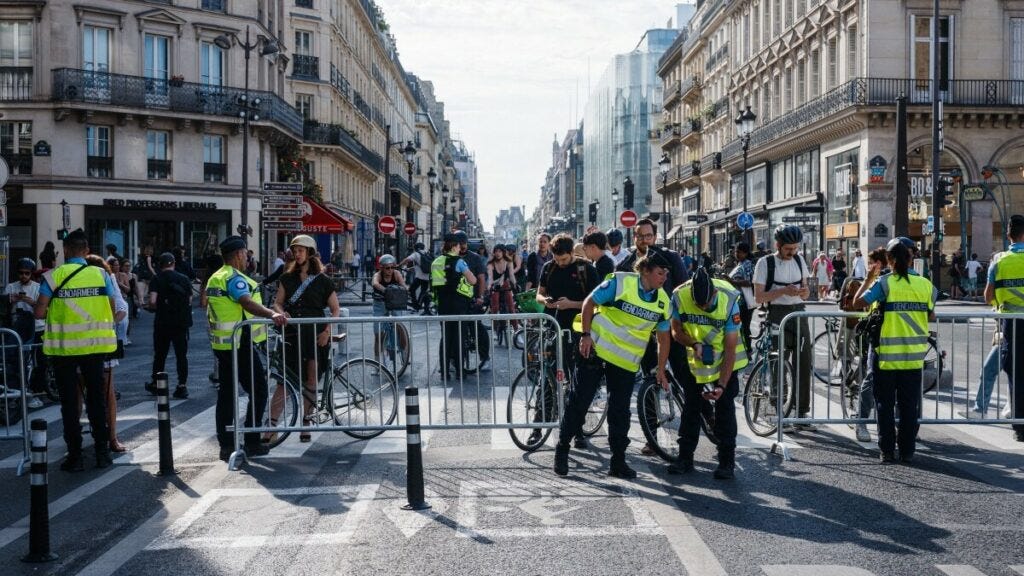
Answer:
[
  {"left": 417, "top": 250, "right": 433, "bottom": 275},
  {"left": 761, "top": 253, "right": 806, "bottom": 293}
]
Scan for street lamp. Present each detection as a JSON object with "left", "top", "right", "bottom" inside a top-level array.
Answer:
[
  {"left": 401, "top": 140, "right": 417, "bottom": 255},
  {"left": 214, "top": 27, "right": 280, "bottom": 243},
  {"left": 735, "top": 104, "right": 757, "bottom": 247},
  {"left": 611, "top": 188, "right": 620, "bottom": 220},
  {"left": 659, "top": 152, "right": 671, "bottom": 246},
  {"left": 441, "top": 185, "right": 450, "bottom": 237},
  {"left": 427, "top": 166, "right": 438, "bottom": 249}
]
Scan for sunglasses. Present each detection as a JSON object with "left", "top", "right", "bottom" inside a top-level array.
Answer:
[{"left": 381, "top": 266, "right": 396, "bottom": 270}]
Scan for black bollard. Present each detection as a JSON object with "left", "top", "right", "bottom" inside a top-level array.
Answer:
[
  {"left": 155, "top": 372, "right": 176, "bottom": 476},
  {"left": 22, "top": 419, "right": 57, "bottom": 563},
  {"left": 402, "top": 386, "right": 430, "bottom": 511}
]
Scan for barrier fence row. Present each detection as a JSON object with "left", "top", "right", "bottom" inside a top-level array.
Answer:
[{"left": 0, "top": 327, "right": 29, "bottom": 475}]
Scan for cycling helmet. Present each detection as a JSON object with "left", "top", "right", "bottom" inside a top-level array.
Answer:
[
  {"left": 691, "top": 267, "right": 716, "bottom": 307},
  {"left": 289, "top": 234, "right": 316, "bottom": 249},
  {"left": 453, "top": 231, "right": 469, "bottom": 244},
  {"left": 16, "top": 258, "right": 35, "bottom": 271},
  {"left": 886, "top": 237, "right": 916, "bottom": 252},
  {"left": 606, "top": 228, "right": 624, "bottom": 247},
  {"left": 379, "top": 254, "right": 397, "bottom": 266},
  {"left": 774, "top": 224, "right": 803, "bottom": 245}
]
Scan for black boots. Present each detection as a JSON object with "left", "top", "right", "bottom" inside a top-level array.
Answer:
[
  {"left": 713, "top": 452, "right": 735, "bottom": 480},
  {"left": 609, "top": 454, "right": 637, "bottom": 479},
  {"left": 667, "top": 453, "right": 695, "bottom": 475},
  {"left": 95, "top": 446, "right": 113, "bottom": 469},
  {"left": 553, "top": 443, "right": 569, "bottom": 476}
]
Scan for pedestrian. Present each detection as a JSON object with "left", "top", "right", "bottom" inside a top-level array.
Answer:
[
  {"left": 105, "top": 243, "right": 119, "bottom": 261},
  {"left": 847, "top": 245, "right": 890, "bottom": 442},
  {"left": 852, "top": 249, "right": 867, "bottom": 279},
  {"left": 37, "top": 241, "right": 57, "bottom": 281},
  {"left": 510, "top": 243, "right": 526, "bottom": 290},
  {"left": 263, "top": 249, "right": 292, "bottom": 287},
  {"left": 966, "top": 252, "right": 982, "bottom": 301},
  {"left": 949, "top": 248, "right": 965, "bottom": 299},
  {"left": 270, "top": 235, "right": 339, "bottom": 443},
  {"left": 200, "top": 248, "right": 224, "bottom": 388},
  {"left": 831, "top": 250, "right": 847, "bottom": 294},
  {"left": 456, "top": 231, "right": 491, "bottom": 370},
  {"left": 753, "top": 225, "right": 814, "bottom": 429},
  {"left": 727, "top": 242, "right": 756, "bottom": 350},
  {"left": 6, "top": 258, "right": 45, "bottom": 408},
  {"left": 135, "top": 244, "right": 156, "bottom": 301},
  {"left": 582, "top": 230, "right": 615, "bottom": 278},
  {"left": 207, "top": 236, "right": 288, "bottom": 462},
  {"left": 173, "top": 246, "right": 196, "bottom": 281},
  {"left": 852, "top": 237, "right": 938, "bottom": 462},
  {"left": 668, "top": 268, "right": 745, "bottom": 479},
  {"left": 273, "top": 250, "right": 286, "bottom": 275},
  {"left": 330, "top": 245, "right": 346, "bottom": 274},
  {"left": 399, "top": 242, "right": 433, "bottom": 314},
  {"left": 349, "top": 251, "right": 361, "bottom": 278},
  {"left": 555, "top": 253, "right": 671, "bottom": 479},
  {"left": 525, "top": 233, "right": 552, "bottom": 290},
  {"left": 486, "top": 244, "right": 517, "bottom": 320},
  {"left": 85, "top": 255, "right": 129, "bottom": 454},
  {"left": 363, "top": 249, "right": 375, "bottom": 275},
  {"left": 245, "top": 249, "right": 258, "bottom": 276},
  {"left": 146, "top": 252, "right": 193, "bottom": 399},
  {"left": 430, "top": 232, "right": 477, "bottom": 378},
  {"left": 34, "top": 229, "right": 118, "bottom": 471},
  {"left": 606, "top": 229, "right": 628, "bottom": 266},
  {"left": 812, "top": 251, "right": 833, "bottom": 300},
  {"left": 984, "top": 214, "right": 1024, "bottom": 442},
  {"left": 679, "top": 249, "right": 694, "bottom": 280}
]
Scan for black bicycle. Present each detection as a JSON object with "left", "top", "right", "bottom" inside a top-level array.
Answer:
[{"left": 636, "top": 366, "right": 719, "bottom": 462}]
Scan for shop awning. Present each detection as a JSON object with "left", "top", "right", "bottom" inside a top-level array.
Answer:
[
  {"left": 324, "top": 203, "right": 356, "bottom": 232},
  {"left": 300, "top": 198, "right": 348, "bottom": 234},
  {"left": 666, "top": 225, "right": 683, "bottom": 239}
]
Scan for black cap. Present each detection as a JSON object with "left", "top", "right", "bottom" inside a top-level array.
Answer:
[
  {"left": 158, "top": 252, "right": 176, "bottom": 267},
  {"left": 443, "top": 232, "right": 459, "bottom": 243},
  {"left": 219, "top": 235, "right": 246, "bottom": 255},
  {"left": 691, "top": 267, "right": 716, "bottom": 307},
  {"left": 64, "top": 228, "right": 87, "bottom": 244},
  {"left": 453, "top": 230, "right": 468, "bottom": 244}
]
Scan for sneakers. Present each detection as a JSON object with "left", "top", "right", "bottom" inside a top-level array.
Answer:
[
  {"left": 172, "top": 385, "right": 189, "bottom": 400},
  {"left": 880, "top": 451, "right": 898, "bottom": 464},
  {"left": 958, "top": 408, "right": 986, "bottom": 419},
  {"left": 1002, "top": 405, "right": 1013, "bottom": 419},
  {"left": 478, "top": 358, "right": 491, "bottom": 372},
  {"left": 526, "top": 430, "right": 543, "bottom": 447},
  {"left": 667, "top": 455, "right": 694, "bottom": 475},
  {"left": 712, "top": 465, "right": 735, "bottom": 480},
  {"left": 553, "top": 443, "right": 569, "bottom": 476},
  {"left": 855, "top": 424, "right": 871, "bottom": 442},
  {"left": 640, "top": 443, "right": 657, "bottom": 456}
]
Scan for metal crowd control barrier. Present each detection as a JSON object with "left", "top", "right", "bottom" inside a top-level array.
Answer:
[
  {"left": 331, "top": 275, "right": 375, "bottom": 303},
  {"left": 0, "top": 328, "right": 29, "bottom": 475},
  {"left": 225, "top": 312, "right": 563, "bottom": 469},
  {"left": 772, "top": 309, "right": 1024, "bottom": 460}
]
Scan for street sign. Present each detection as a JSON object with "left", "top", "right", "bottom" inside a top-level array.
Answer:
[
  {"left": 782, "top": 216, "right": 815, "bottom": 224},
  {"left": 736, "top": 211, "right": 754, "bottom": 230},
  {"left": 262, "top": 182, "right": 303, "bottom": 193},
  {"left": 378, "top": 215, "right": 397, "bottom": 234},
  {"left": 263, "top": 208, "right": 304, "bottom": 218},
  {"left": 403, "top": 221, "right": 417, "bottom": 236},
  {"left": 962, "top": 185, "right": 986, "bottom": 202},
  {"left": 619, "top": 210, "right": 638, "bottom": 227},
  {"left": 687, "top": 214, "right": 709, "bottom": 223},
  {"left": 263, "top": 220, "right": 304, "bottom": 231},
  {"left": 794, "top": 205, "right": 825, "bottom": 214},
  {"left": 926, "top": 215, "right": 934, "bottom": 235},
  {"left": 262, "top": 194, "right": 303, "bottom": 205}
]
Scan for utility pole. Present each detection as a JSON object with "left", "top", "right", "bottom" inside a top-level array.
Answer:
[{"left": 929, "top": 0, "right": 942, "bottom": 289}]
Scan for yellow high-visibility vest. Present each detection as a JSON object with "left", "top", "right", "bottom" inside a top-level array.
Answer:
[
  {"left": 42, "top": 263, "right": 117, "bottom": 356},
  {"left": 589, "top": 272, "right": 670, "bottom": 372},
  {"left": 674, "top": 278, "right": 749, "bottom": 383},
  {"left": 206, "top": 265, "right": 266, "bottom": 351}
]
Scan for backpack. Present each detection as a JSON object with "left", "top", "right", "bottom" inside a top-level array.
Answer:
[
  {"left": 417, "top": 250, "right": 433, "bottom": 275},
  {"left": 762, "top": 253, "right": 806, "bottom": 293}
]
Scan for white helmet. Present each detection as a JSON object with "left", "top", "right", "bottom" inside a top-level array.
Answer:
[
  {"left": 289, "top": 234, "right": 316, "bottom": 249},
  {"left": 379, "top": 254, "right": 397, "bottom": 266}
]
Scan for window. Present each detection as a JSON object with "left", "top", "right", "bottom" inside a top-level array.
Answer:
[
  {"left": 826, "top": 148, "right": 859, "bottom": 225},
  {"left": 144, "top": 34, "right": 169, "bottom": 80},
  {"left": 83, "top": 26, "right": 109, "bottom": 73},
  {"left": 86, "top": 125, "right": 112, "bottom": 178},
  {"left": 296, "top": 0, "right": 314, "bottom": 7},
  {"left": 0, "top": 121, "right": 31, "bottom": 174},
  {"left": 0, "top": 21, "right": 32, "bottom": 66},
  {"left": 784, "top": 67, "right": 793, "bottom": 112},
  {"left": 201, "top": 0, "right": 226, "bottom": 11},
  {"left": 1013, "top": 19, "right": 1024, "bottom": 81},
  {"left": 753, "top": 4, "right": 760, "bottom": 52},
  {"left": 201, "top": 42, "right": 224, "bottom": 86},
  {"left": 846, "top": 26, "right": 857, "bottom": 80},
  {"left": 296, "top": 93, "right": 313, "bottom": 121},
  {"left": 810, "top": 50, "right": 820, "bottom": 98},
  {"left": 146, "top": 130, "right": 171, "bottom": 179},
  {"left": 295, "top": 31, "right": 312, "bottom": 56},
  {"left": 772, "top": 74, "right": 781, "bottom": 117},
  {"left": 794, "top": 149, "right": 819, "bottom": 197},
  {"left": 827, "top": 37, "right": 838, "bottom": 88},
  {"left": 797, "top": 60, "right": 806, "bottom": 106},
  {"left": 911, "top": 15, "right": 952, "bottom": 92},
  {"left": 743, "top": 13, "right": 751, "bottom": 60},
  {"left": 771, "top": 157, "right": 793, "bottom": 201},
  {"left": 773, "top": 0, "right": 781, "bottom": 37},
  {"left": 785, "top": 0, "right": 793, "bottom": 28},
  {"left": 203, "top": 134, "right": 225, "bottom": 182}
]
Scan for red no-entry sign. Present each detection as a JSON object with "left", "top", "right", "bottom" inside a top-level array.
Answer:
[
  {"left": 404, "top": 221, "right": 417, "bottom": 236},
  {"left": 377, "top": 215, "right": 396, "bottom": 234},
  {"left": 620, "top": 210, "right": 638, "bottom": 228}
]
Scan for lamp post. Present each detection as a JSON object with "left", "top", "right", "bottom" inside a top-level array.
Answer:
[
  {"left": 401, "top": 140, "right": 416, "bottom": 256},
  {"left": 659, "top": 152, "right": 671, "bottom": 246},
  {"left": 735, "top": 104, "right": 757, "bottom": 247},
  {"left": 427, "top": 166, "right": 438, "bottom": 249},
  {"left": 441, "top": 185, "right": 450, "bottom": 237},
  {"left": 214, "top": 27, "right": 280, "bottom": 244},
  {"left": 611, "top": 188, "right": 620, "bottom": 222}
]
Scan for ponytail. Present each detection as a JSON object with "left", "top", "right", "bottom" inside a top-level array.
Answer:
[{"left": 887, "top": 243, "right": 912, "bottom": 281}]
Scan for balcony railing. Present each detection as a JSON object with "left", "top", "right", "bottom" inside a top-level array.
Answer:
[
  {"left": 353, "top": 90, "right": 371, "bottom": 119},
  {"left": 1, "top": 153, "right": 31, "bottom": 175},
  {"left": 704, "top": 44, "right": 729, "bottom": 73},
  {"left": 204, "top": 162, "right": 226, "bottom": 182},
  {"left": 660, "top": 123, "right": 681, "bottom": 145},
  {"left": 372, "top": 63, "right": 386, "bottom": 91},
  {"left": 51, "top": 68, "right": 303, "bottom": 138},
  {"left": 390, "top": 173, "right": 412, "bottom": 197},
  {"left": 292, "top": 54, "right": 319, "bottom": 80},
  {"left": 680, "top": 75, "right": 701, "bottom": 100},
  {"left": 330, "top": 64, "right": 351, "bottom": 101},
  {"left": 371, "top": 105, "right": 385, "bottom": 129},
  {"left": 303, "top": 121, "right": 383, "bottom": 172},
  {"left": 0, "top": 66, "right": 32, "bottom": 101},
  {"left": 663, "top": 81, "right": 682, "bottom": 106},
  {"left": 87, "top": 155, "right": 112, "bottom": 178},
  {"left": 680, "top": 117, "right": 702, "bottom": 139},
  {"left": 147, "top": 158, "right": 172, "bottom": 180}
]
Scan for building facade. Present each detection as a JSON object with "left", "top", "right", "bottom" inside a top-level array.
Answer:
[
  {"left": 660, "top": 0, "right": 1024, "bottom": 264},
  {"left": 493, "top": 205, "right": 525, "bottom": 246}
]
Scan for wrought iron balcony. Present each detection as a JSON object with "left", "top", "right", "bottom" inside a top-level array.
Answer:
[
  {"left": 147, "top": 159, "right": 172, "bottom": 180},
  {"left": 1, "top": 153, "right": 31, "bottom": 175},
  {"left": 372, "top": 63, "right": 386, "bottom": 91},
  {"left": 353, "top": 90, "right": 371, "bottom": 119},
  {"left": 87, "top": 155, "right": 112, "bottom": 178},
  {"left": 292, "top": 55, "right": 319, "bottom": 80},
  {"left": 663, "top": 80, "right": 682, "bottom": 106},
  {"left": 680, "top": 117, "right": 702, "bottom": 146},
  {"left": 680, "top": 75, "right": 702, "bottom": 101},
  {"left": 330, "top": 64, "right": 351, "bottom": 101},
  {"left": 51, "top": 68, "right": 303, "bottom": 139},
  {"left": 372, "top": 105, "right": 385, "bottom": 129},
  {"left": 0, "top": 66, "right": 32, "bottom": 101},
  {"left": 204, "top": 162, "right": 227, "bottom": 183},
  {"left": 704, "top": 44, "right": 729, "bottom": 73},
  {"left": 660, "top": 123, "right": 681, "bottom": 147},
  {"left": 390, "top": 173, "right": 413, "bottom": 196},
  {"left": 303, "top": 121, "right": 384, "bottom": 172}
]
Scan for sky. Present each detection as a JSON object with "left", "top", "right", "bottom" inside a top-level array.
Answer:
[{"left": 377, "top": 0, "right": 683, "bottom": 233}]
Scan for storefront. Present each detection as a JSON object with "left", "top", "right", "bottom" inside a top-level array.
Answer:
[{"left": 824, "top": 147, "right": 860, "bottom": 260}]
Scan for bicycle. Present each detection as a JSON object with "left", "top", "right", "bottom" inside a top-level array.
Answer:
[
  {"left": 742, "top": 312, "right": 796, "bottom": 437},
  {"left": 375, "top": 285, "right": 411, "bottom": 379},
  {"left": 636, "top": 365, "right": 719, "bottom": 463},
  {"left": 261, "top": 329, "right": 398, "bottom": 447}
]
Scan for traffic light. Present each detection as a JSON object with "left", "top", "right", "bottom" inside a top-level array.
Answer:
[
  {"left": 623, "top": 177, "right": 634, "bottom": 209},
  {"left": 937, "top": 178, "right": 955, "bottom": 207},
  {"left": 588, "top": 201, "right": 598, "bottom": 224}
]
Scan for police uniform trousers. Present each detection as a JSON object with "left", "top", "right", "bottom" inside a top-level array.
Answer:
[
  {"left": 677, "top": 364, "right": 738, "bottom": 463},
  {"left": 54, "top": 353, "right": 109, "bottom": 455},
  {"left": 639, "top": 338, "right": 714, "bottom": 438},
  {"left": 437, "top": 297, "right": 471, "bottom": 377},
  {"left": 559, "top": 359, "right": 634, "bottom": 456},
  {"left": 869, "top": 347, "right": 921, "bottom": 457},
  {"left": 1000, "top": 318, "right": 1024, "bottom": 434},
  {"left": 215, "top": 329, "right": 268, "bottom": 448}
]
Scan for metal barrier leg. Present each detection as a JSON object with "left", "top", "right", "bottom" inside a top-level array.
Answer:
[
  {"left": 771, "top": 315, "right": 792, "bottom": 461},
  {"left": 155, "top": 372, "right": 176, "bottom": 476},
  {"left": 403, "top": 386, "right": 430, "bottom": 511},
  {"left": 21, "top": 419, "right": 57, "bottom": 563}
]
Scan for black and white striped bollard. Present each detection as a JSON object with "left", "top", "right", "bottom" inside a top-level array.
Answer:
[
  {"left": 22, "top": 419, "right": 57, "bottom": 563},
  {"left": 403, "top": 386, "right": 430, "bottom": 511},
  {"left": 155, "top": 372, "right": 177, "bottom": 476}
]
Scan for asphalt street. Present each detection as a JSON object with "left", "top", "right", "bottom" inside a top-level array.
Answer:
[{"left": 0, "top": 298, "right": 1021, "bottom": 576}]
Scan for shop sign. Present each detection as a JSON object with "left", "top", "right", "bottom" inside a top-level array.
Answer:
[
  {"left": 33, "top": 141, "right": 51, "bottom": 157},
  {"left": 782, "top": 216, "right": 814, "bottom": 224},
  {"left": 103, "top": 199, "right": 217, "bottom": 210},
  {"left": 873, "top": 223, "right": 888, "bottom": 238},
  {"left": 262, "top": 182, "right": 303, "bottom": 193},
  {"left": 832, "top": 163, "right": 853, "bottom": 208},
  {"left": 962, "top": 185, "right": 986, "bottom": 202},
  {"left": 868, "top": 155, "right": 886, "bottom": 184}
]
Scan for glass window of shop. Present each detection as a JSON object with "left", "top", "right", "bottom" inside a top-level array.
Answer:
[
  {"left": 770, "top": 207, "right": 821, "bottom": 261},
  {"left": 730, "top": 164, "right": 768, "bottom": 210},
  {"left": 826, "top": 147, "right": 859, "bottom": 225}
]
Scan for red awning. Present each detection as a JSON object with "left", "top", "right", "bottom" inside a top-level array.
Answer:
[
  {"left": 323, "top": 203, "right": 356, "bottom": 232},
  {"left": 300, "top": 198, "right": 348, "bottom": 234}
]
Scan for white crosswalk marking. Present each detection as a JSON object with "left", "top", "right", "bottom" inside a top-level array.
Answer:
[{"left": 936, "top": 565, "right": 991, "bottom": 576}]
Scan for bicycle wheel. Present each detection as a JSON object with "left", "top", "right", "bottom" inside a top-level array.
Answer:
[
  {"left": 839, "top": 368, "right": 861, "bottom": 425},
  {"left": 636, "top": 377, "right": 682, "bottom": 462},
  {"left": 743, "top": 356, "right": 795, "bottom": 437},
  {"left": 812, "top": 329, "right": 843, "bottom": 386},
  {"left": 330, "top": 358, "right": 398, "bottom": 439},
  {"left": 922, "top": 337, "right": 944, "bottom": 394},
  {"left": 261, "top": 372, "right": 299, "bottom": 449},
  {"left": 512, "top": 327, "right": 526, "bottom": 350},
  {"left": 393, "top": 323, "right": 410, "bottom": 379},
  {"left": 507, "top": 367, "right": 558, "bottom": 451},
  {"left": 461, "top": 324, "right": 481, "bottom": 374},
  {"left": 580, "top": 377, "right": 608, "bottom": 437}
]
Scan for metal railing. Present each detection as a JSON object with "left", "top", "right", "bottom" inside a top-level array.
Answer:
[
  {"left": 0, "top": 329, "right": 30, "bottom": 476},
  {"left": 204, "top": 162, "right": 226, "bottom": 183},
  {"left": 353, "top": 90, "right": 371, "bottom": 119},
  {"left": 51, "top": 68, "right": 303, "bottom": 138},
  {"left": 663, "top": 81, "right": 681, "bottom": 106},
  {"left": 87, "top": 155, "right": 113, "bottom": 178},
  {"left": 147, "top": 158, "right": 172, "bottom": 180},
  {"left": 303, "top": 121, "right": 384, "bottom": 172},
  {"left": 680, "top": 75, "right": 701, "bottom": 100},
  {"left": 0, "top": 66, "right": 32, "bottom": 101},
  {"left": 292, "top": 55, "right": 319, "bottom": 80},
  {"left": 389, "top": 173, "right": 413, "bottom": 196},
  {"left": 660, "top": 123, "right": 681, "bottom": 144},
  {"left": 1, "top": 153, "right": 32, "bottom": 175},
  {"left": 329, "top": 63, "right": 351, "bottom": 100}
]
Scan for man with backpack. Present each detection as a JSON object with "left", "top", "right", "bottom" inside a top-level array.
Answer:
[
  {"left": 146, "top": 252, "right": 193, "bottom": 399},
  {"left": 400, "top": 242, "right": 434, "bottom": 315}
]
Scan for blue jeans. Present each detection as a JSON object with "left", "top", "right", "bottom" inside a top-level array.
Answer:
[{"left": 974, "top": 344, "right": 1001, "bottom": 413}]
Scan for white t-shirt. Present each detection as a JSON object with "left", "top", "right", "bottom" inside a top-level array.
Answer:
[
  {"left": 852, "top": 256, "right": 867, "bottom": 278},
  {"left": 5, "top": 280, "right": 44, "bottom": 331},
  {"left": 408, "top": 251, "right": 430, "bottom": 281},
  {"left": 966, "top": 259, "right": 982, "bottom": 279},
  {"left": 273, "top": 257, "right": 285, "bottom": 272},
  {"left": 609, "top": 248, "right": 629, "bottom": 266},
  {"left": 752, "top": 254, "right": 809, "bottom": 306}
]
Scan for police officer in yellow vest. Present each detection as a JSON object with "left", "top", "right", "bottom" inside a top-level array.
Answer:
[
  {"left": 431, "top": 232, "right": 476, "bottom": 378},
  {"left": 985, "top": 214, "right": 1024, "bottom": 443},
  {"left": 208, "top": 236, "right": 287, "bottom": 462},
  {"left": 669, "top": 268, "right": 747, "bottom": 479},
  {"left": 34, "top": 229, "right": 119, "bottom": 471},
  {"left": 555, "top": 253, "right": 671, "bottom": 479},
  {"left": 853, "top": 238, "right": 937, "bottom": 463}
]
